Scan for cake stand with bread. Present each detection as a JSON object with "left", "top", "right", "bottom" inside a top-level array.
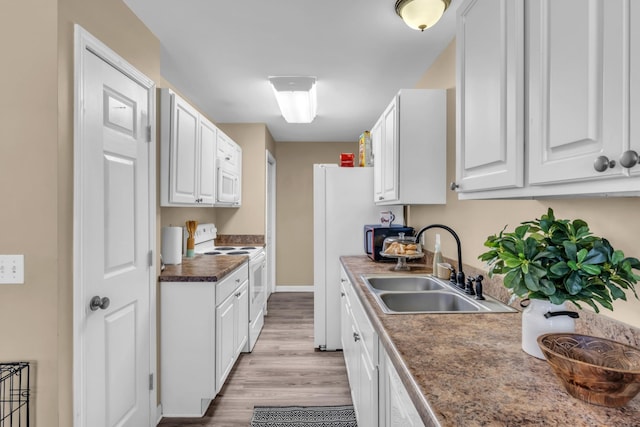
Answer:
[{"left": 380, "top": 232, "right": 424, "bottom": 271}]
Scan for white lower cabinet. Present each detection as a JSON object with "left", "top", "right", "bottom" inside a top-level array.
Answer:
[
  {"left": 339, "top": 267, "right": 378, "bottom": 427},
  {"left": 160, "top": 262, "right": 248, "bottom": 417},
  {"left": 340, "top": 267, "right": 425, "bottom": 426}
]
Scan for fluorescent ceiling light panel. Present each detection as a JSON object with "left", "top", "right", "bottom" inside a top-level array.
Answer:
[{"left": 269, "top": 76, "right": 317, "bottom": 123}]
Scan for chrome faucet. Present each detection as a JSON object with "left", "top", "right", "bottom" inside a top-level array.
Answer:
[{"left": 414, "top": 224, "right": 465, "bottom": 288}]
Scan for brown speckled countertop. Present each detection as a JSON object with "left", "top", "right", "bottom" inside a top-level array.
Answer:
[
  {"left": 159, "top": 254, "right": 248, "bottom": 282},
  {"left": 340, "top": 255, "right": 640, "bottom": 427}
]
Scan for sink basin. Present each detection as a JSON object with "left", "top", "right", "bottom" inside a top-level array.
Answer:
[
  {"left": 366, "top": 276, "right": 446, "bottom": 292},
  {"left": 379, "top": 291, "right": 481, "bottom": 313},
  {"left": 361, "top": 274, "right": 518, "bottom": 315}
]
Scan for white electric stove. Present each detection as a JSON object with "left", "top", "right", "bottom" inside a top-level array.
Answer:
[{"left": 186, "top": 223, "right": 266, "bottom": 352}]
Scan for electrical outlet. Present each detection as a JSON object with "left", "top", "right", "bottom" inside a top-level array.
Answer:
[{"left": 0, "top": 255, "right": 24, "bottom": 284}]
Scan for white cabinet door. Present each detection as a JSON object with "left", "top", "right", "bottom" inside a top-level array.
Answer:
[
  {"left": 371, "top": 117, "right": 384, "bottom": 202},
  {"left": 528, "top": 0, "right": 627, "bottom": 184},
  {"left": 216, "top": 292, "right": 236, "bottom": 391},
  {"left": 170, "top": 93, "right": 199, "bottom": 203},
  {"left": 380, "top": 350, "right": 424, "bottom": 427},
  {"left": 627, "top": 1, "right": 640, "bottom": 176},
  {"left": 198, "top": 118, "right": 216, "bottom": 204},
  {"left": 381, "top": 98, "right": 399, "bottom": 203},
  {"left": 234, "top": 280, "right": 249, "bottom": 356},
  {"left": 456, "top": 0, "right": 524, "bottom": 192}
]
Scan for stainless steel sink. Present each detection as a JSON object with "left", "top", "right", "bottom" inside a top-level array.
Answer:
[
  {"left": 379, "top": 291, "right": 481, "bottom": 313},
  {"left": 366, "top": 276, "right": 446, "bottom": 292},
  {"left": 361, "top": 274, "right": 518, "bottom": 315}
]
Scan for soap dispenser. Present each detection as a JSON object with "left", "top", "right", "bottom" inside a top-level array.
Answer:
[{"left": 432, "top": 233, "right": 443, "bottom": 275}]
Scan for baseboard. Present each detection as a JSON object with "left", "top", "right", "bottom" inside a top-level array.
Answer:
[
  {"left": 156, "top": 404, "right": 163, "bottom": 425},
  {"left": 275, "top": 285, "right": 314, "bottom": 292}
]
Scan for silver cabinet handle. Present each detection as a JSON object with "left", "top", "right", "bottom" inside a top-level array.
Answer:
[
  {"left": 89, "top": 296, "right": 110, "bottom": 311},
  {"left": 619, "top": 150, "right": 639, "bottom": 169},
  {"left": 450, "top": 181, "right": 459, "bottom": 191},
  {"left": 593, "top": 156, "right": 616, "bottom": 172},
  {"left": 353, "top": 332, "right": 360, "bottom": 342}
]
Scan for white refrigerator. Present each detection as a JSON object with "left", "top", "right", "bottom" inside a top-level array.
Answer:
[{"left": 313, "top": 164, "right": 404, "bottom": 350}]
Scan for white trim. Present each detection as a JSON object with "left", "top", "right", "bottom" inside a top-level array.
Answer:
[
  {"left": 73, "top": 24, "right": 157, "bottom": 427},
  {"left": 266, "top": 151, "right": 277, "bottom": 295},
  {"left": 156, "top": 404, "right": 163, "bottom": 425},
  {"left": 275, "top": 285, "right": 314, "bottom": 292}
]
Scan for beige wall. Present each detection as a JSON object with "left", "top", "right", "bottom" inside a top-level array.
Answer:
[
  {"left": 0, "top": 2, "right": 59, "bottom": 426},
  {"left": 276, "top": 141, "right": 358, "bottom": 285},
  {"left": 0, "top": 0, "right": 161, "bottom": 425},
  {"left": 409, "top": 40, "right": 640, "bottom": 329}
]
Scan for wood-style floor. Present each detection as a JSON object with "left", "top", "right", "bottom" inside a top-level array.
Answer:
[{"left": 158, "top": 292, "right": 352, "bottom": 427}]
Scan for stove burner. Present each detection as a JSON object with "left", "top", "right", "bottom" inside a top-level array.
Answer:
[
  {"left": 240, "top": 246, "right": 257, "bottom": 250},
  {"left": 227, "top": 251, "right": 249, "bottom": 255},
  {"left": 204, "top": 251, "right": 222, "bottom": 255},
  {"left": 216, "top": 247, "right": 236, "bottom": 251}
]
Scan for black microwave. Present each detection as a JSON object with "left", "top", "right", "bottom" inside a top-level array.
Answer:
[{"left": 364, "top": 224, "right": 415, "bottom": 262}]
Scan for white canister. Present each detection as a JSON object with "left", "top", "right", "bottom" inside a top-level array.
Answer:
[
  {"left": 161, "top": 226, "right": 183, "bottom": 265},
  {"left": 521, "top": 299, "right": 576, "bottom": 359}
]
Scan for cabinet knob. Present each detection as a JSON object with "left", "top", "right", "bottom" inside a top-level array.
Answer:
[
  {"left": 450, "top": 182, "right": 459, "bottom": 191},
  {"left": 619, "top": 150, "right": 639, "bottom": 169},
  {"left": 378, "top": 196, "right": 384, "bottom": 201},
  {"left": 593, "top": 156, "right": 616, "bottom": 172}
]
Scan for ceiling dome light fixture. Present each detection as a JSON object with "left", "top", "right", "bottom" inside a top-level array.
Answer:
[{"left": 395, "top": 0, "right": 451, "bottom": 32}]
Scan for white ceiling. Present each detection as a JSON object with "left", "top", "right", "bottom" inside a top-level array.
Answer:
[{"left": 123, "top": 0, "right": 459, "bottom": 142}]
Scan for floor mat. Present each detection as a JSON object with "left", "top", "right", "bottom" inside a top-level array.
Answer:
[{"left": 250, "top": 405, "right": 357, "bottom": 427}]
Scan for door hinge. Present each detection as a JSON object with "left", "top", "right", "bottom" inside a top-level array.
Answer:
[
  {"left": 146, "top": 125, "right": 152, "bottom": 143},
  {"left": 148, "top": 250, "right": 153, "bottom": 267},
  {"left": 149, "top": 373, "right": 154, "bottom": 391}
]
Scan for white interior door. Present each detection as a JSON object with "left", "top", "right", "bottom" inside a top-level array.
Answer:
[{"left": 74, "top": 27, "right": 155, "bottom": 427}]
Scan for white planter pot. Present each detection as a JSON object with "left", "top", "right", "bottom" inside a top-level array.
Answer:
[{"left": 521, "top": 299, "right": 576, "bottom": 359}]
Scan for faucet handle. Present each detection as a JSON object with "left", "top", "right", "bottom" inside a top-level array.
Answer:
[
  {"left": 448, "top": 267, "right": 457, "bottom": 284},
  {"left": 465, "top": 276, "right": 476, "bottom": 295},
  {"left": 475, "top": 275, "right": 485, "bottom": 300}
]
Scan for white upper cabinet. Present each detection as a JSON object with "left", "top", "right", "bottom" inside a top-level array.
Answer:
[
  {"left": 160, "top": 88, "right": 243, "bottom": 207},
  {"left": 456, "top": 0, "right": 524, "bottom": 193},
  {"left": 372, "top": 89, "right": 446, "bottom": 205},
  {"left": 456, "top": 0, "right": 640, "bottom": 199},
  {"left": 161, "top": 88, "right": 216, "bottom": 206}
]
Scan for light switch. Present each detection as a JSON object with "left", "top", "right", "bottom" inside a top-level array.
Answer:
[{"left": 0, "top": 255, "right": 24, "bottom": 284}]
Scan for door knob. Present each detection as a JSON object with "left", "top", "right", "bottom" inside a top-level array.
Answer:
[
  {"left": 89, "top": 296, "right": 110, "bottom": 311},
  {"left": 619, "top": 150, "right": 639, "bottom": 169},
  {"left": 593, "top": 156, "right": 616, "bottom": 172}
]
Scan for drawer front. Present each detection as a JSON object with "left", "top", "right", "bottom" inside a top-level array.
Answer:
[{"left": 216, "top": 262, "right": 249, "bottom": 305}]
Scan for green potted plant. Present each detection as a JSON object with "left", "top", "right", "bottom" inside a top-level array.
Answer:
[{"left": 478, "top": 208, "right": 640, "bottom": 358}]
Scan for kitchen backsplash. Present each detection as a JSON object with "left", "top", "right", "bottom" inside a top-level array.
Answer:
[
  {"left": 216, "top": 234, "right": 265, "bottom": 246},
  {"left": 426, "top": 251, "right": 640, "bottom": 348}
]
